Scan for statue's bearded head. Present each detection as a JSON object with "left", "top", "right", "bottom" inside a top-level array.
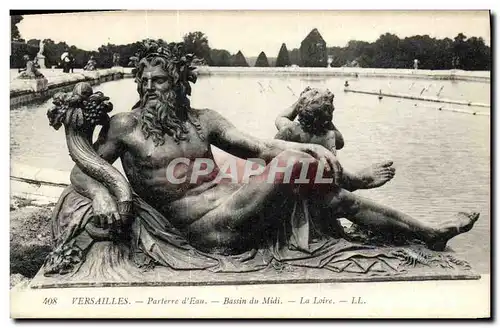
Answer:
[
  {"left": 297, "top": 87, "right": 335, "bottom": 135},
  {"left": 133, "top": 40, "right": 201, "bottom": 146}
]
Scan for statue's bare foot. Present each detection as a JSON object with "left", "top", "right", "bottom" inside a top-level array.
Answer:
[
  {"left": 358, "top": 161, "right": 395, "bottom": 189},
  {"left": 426, "top": 212, "right": 480, "bottom": 251}
]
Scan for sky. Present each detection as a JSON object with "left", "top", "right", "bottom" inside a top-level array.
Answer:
[{"left": 17, "top": 10, "right": 491, "bottom": 57}]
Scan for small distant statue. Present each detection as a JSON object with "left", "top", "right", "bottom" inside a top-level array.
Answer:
[
  {"left": 344, "top": 59, "right": 359, "bottom": 68},
  {"left": 35, "top": 40, "right": 46, "bottom": 69},
  {"left": 17, "top": 54, "right": 45, "bottom": 79},
  {"left": 83, "top": 56, "right": 97, "bottom": 71},
  {"left": 192, "top": 57, "right": 207, "bottom": 66},
  {"left": 37, "top": 40, "right": 45, "bottom": 57},
  {"left": 112, "top": 53, "right": 121, "bottom": 67},
  {"left": 413, "top": 59, "right": 419, "bottom": 70},
  {"left": 327, "top": 56, "right": 333, "bottom": 68},
  {"left": 128, "top": 56, "right": 139, "bottom": 67}
]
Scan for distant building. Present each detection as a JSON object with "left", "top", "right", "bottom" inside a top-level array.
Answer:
[{"left": 299, "top": 28, "right": 327, "bottom": 67}]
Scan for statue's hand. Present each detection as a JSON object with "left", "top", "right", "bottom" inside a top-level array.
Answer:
[
  {"left": 91, "top": 192, "right": 121, "bottom": 230},
  {"left": 303, "top": 144, "right": 343, "bottom": 186}
]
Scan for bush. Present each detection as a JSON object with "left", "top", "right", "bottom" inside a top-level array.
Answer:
[
  {"left": 231, "top": 51, "right": 249, "bottom": 67},
  {"left": 275, "top": 43, "right": 291, "bottom": 67},
  {"left": 254, "top": 51, "right": 269, "bottom": 67}
]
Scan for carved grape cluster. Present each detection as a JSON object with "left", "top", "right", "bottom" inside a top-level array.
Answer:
[
  {"left": 47, "top": 83, "right": 113, "bottom": 130},
  {"left": 47, "top": 92, "right": 73, "bottom": 130},
  {"left": 81, "top": 92, "right": 113, "bottom": 127}
]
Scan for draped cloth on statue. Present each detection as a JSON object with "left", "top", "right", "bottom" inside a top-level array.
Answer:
[{"left": 45, "top": 186, "right": 427, "bottom": 278}]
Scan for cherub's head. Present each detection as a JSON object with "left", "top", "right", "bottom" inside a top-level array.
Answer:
[{"left": 297, "top": 87, "right": 335, "bottom": 135}]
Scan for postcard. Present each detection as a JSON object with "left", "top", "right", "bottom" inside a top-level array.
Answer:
[{"left": 9, "top": 10, "right": 491, "bottom": 318}]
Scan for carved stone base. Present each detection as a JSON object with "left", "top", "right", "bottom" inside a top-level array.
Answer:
[
  {"left": 36, "top": 55, "right": 46, "bottom": 69},
  {"left": 29, "top": 242, "right": 479, "bottom": 289},
  {"left": 11, "top": 77, "right": 48, "bottom": 93}
]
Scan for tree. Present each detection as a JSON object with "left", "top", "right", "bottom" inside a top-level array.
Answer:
[
  {"left": 209, "top": 49, "right": 232, "bottom": 66},
  {"left": 436, "top": 37, "right": 454, "bottom": 70},
  {"left": 275, "top": 43, "right": 291, "bottom": 67},
  {"left": 326, "top": 46, "right": 345, "bottom": 67},
  {"left": 462, "top": 36, "right": 490, "bottom": 70},
  {"left": 10, "top": 42, "right": 38, "bottom": 68},
  {"left": 26, "top": 39, "right": 41, "bottom": 48},
  {"left": 398, "top": 35, "right": 436, "bottom": 69},
  {"left": 11, "top": 15, "right": 23, "bottom": 41},
  {"left": 371, "top": 33, "right": 404, "bottom": 68},
  {"left": 452, "top": 33, "right": 468, "bottom": 69},
  {"left": 289, "top": 48, "right": 300, "bottom": 66},
  {"left": 254, "top": 51, "right": 269, "bottom": 67},
  {"left": 300, "top": 28, "right": 327, "bottom": 67},
  {"left": 183, "top": 31, "right": 212, "bottom": 65},
  {"left": 42, "top": 39, "right": 70, "bottom": 68},
  {"left": 231, "top": 50, "right": 249, "bottom": 67}
]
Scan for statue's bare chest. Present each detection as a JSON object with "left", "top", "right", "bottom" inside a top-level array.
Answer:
[{"left": 122, "top": 124, "right": 211, "bottom": 169}]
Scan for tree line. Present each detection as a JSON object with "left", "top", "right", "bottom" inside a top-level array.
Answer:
[
  {"left": 326, "top": 33, "right": 490, "bottom": 70},
  {"left": 11, "top": 15, "right": 490, "bottom": 71}
]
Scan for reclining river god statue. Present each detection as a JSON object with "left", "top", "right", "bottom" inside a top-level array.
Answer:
[{"left": 41, "top": 39, "right": 479, "bottom": 284}]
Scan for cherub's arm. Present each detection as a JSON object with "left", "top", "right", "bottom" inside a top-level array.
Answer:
[
  {"left": 325, "top": 121, "right": 344, "bottom": 150},
  {"left": 275, "top": 100, "right": 301, "bottom": 131},
  {"left": 203, "top": 109, "right": 341, "bottom": 181}
]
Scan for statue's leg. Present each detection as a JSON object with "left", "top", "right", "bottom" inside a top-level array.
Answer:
[
  {"left": 342, "top": 161, "right": 396, "bottom": 191},
  {"left": 318, "top": 188, "right": 480, "bottom": 251}
]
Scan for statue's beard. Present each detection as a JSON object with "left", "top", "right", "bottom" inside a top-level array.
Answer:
[{"left": 139, "top": 90, "right": 190, "bottom": 146}]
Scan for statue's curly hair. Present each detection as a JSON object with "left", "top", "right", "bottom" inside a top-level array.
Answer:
[
  {"left": 297, "top": 87, "right": 335, "bottom": 136},
  {"left": 133, "top": 39, "right": 198, "bottom": 97},
  {"left": 131, "top": 39, "right": 204, "bottom": 145}
]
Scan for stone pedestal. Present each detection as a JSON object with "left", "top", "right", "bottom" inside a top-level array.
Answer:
[
  {"left": 36, "top": 55, "right": 46, "bottom": 69},
  {"left": 11, "top": 77, "right": 48, "bottom": 93}
]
